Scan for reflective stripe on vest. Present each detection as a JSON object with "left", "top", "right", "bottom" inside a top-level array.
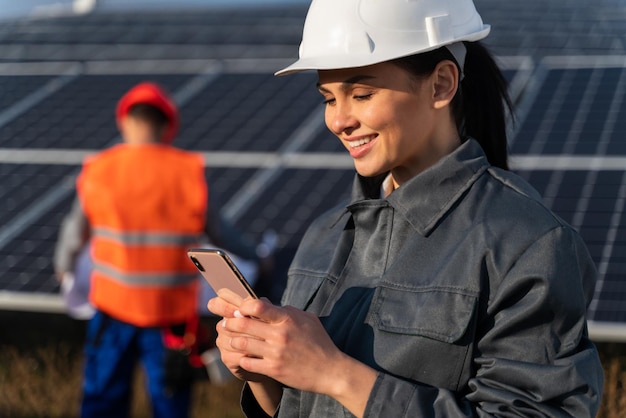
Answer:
[
  {"left": 93, "top": 261, "right": 198, "bottom": 286},
  {"left": 92, "top": 227, "right": 202, "bottom": 246}
]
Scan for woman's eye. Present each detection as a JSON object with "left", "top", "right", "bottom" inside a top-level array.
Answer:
[
  {"left": 322, "top": 98, "right": 336, "bottom": 106},
  {"left": 353, "top": 93, "right": 372, "bottom": 101}
]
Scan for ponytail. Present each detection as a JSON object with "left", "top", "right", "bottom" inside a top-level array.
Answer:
[
  {"left": 392, "top": 42, "right": 514, "bottom": 170},
  {"left": 460, "top": 41, "right": 513, "bottom": 170}
]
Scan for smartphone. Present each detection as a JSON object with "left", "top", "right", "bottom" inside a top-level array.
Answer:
[{"left": 187, "top": 248, "right": 257, "bottom": 300}]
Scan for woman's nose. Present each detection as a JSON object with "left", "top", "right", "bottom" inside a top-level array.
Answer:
[{"left": 327, "top": 101, "right": 358, "bottom": 135}]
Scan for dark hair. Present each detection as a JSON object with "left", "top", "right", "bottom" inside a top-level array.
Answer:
[
  {"left": 127, "top": 103, "right": 170, "bottom": 132},
  {"left": 391, "top": 42, "right": 513, "bottom": 170}
]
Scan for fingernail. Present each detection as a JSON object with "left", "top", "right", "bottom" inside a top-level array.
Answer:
[
  {"left": 222, "top": 319, "right": 227, "bottom": 328},
  {"left": 234, "top": 310, "right": 243, "bottom": 318}
]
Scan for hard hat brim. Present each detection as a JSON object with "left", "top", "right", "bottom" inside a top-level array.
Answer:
[{"left": 275, "top": 25, "right": 490, "bottom": 77}]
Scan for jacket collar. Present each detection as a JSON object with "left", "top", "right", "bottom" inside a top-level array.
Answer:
[{"left": 348, "top": 139, "right": 489, "bottom": 236}]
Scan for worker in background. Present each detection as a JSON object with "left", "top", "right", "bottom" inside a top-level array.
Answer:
[{"left": 53, "top": 82, "right": 271, "bottom": 418}]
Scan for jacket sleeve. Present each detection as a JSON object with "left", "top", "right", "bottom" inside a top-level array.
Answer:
[
  {"left": 363, "top": 226, "right": 604, "bottom": 417},
  {"left": 53, "top": 197, "right": 90, "bottom": 275}
]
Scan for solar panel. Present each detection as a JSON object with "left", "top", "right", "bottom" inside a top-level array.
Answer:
[
  {"left": 0, "top": 74, "right": 193, "bottom": 149},
  {"left": 0, "top": 75, "right": 53, "bottom": 112},
  {"left": 235, "top": 168, "right": 354, "bottom": 248},
  {"left": 0, "top": 164, "right": 75, "bottom": 227},
  {"left": 178, "top": 72, "right": 320, "bottom": 152},
  {"left": 512, "top": 66, "right": 626, "bottom": 156},
  {"left": 0, "top": 163, "right": 75, "bottom": 294}
]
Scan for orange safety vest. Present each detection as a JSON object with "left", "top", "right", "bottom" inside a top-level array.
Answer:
[{"left": 77, "top": 143, "right": 207, "bottom": 327}]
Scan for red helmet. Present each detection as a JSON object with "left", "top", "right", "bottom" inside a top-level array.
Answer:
[{"left": 116, "top": 82, "right": 179, "bottom": 144}]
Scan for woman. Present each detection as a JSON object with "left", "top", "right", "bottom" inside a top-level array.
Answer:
[{"left": 208, "top": 0, "right": 604, "bottom": 416}]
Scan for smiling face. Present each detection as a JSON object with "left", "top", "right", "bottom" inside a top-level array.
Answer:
[{"left": 317, "top": 60, "right": 461, "bottom": 188}]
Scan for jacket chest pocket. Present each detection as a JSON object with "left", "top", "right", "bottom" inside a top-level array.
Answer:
[{"left": 366, "top": 285, "right": 478, "bottom": 391}]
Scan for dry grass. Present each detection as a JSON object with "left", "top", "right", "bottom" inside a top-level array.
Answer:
[
  {"left": 596, "top": 342, "right": 626, "bottom": 418},
  {"left": 0, "top": 311, "right": 244, "bottom": 418},
  {"left": 133, "top": 373, "right": 245, "bottom": 418},
  {"left": 0, "top": 343, "right": 244, "bottom": 418},
  {"left": 0, "top": 312, "right": 624, "bottom": 417},
  {"left": 0, "top": 344, "right": 84, "bottom": 417}
]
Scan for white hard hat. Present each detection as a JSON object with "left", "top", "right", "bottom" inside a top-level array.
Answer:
[{"left": 276, "top": 0, "right": 490, "bottom": 76}]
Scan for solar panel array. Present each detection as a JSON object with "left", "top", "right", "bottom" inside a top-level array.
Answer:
[{"left": 0, "top": 1, "right": 624, "bottom": 338}]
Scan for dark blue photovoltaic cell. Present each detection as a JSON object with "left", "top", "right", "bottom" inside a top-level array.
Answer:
[
  {"left": 608, "top": 96, "right": 626, "bottom": 154},
  {"left": 512, "top": 67, "right": 626, "bottom": 156},
  {"left": 0, "top": 164, "right": 77, "bottom": 226},
  {"left": 205, "top": 167, "right": 260, "bottom": 213},
  {"left": 178, "top": 73, "right": 320, "bottom": 153},
  {"left": 303, "top": 129, "right": 341, "bottom": 153},
  {"left": 0, "top": 8, "right": 307, "bottom": 49},
  {"left": 236, "top": 168, "right": 354, "bottom": 248},
  {"left": 0, "top": 76, "right": 53, "bottom": 112},
  {"left": 0, "top": 74, "right": 192, "bottom": 149},
  {"left": 0, "top": 194, "right": 73, "bottom": 294},
  {"left": 512, "top": 70, "right": 565, "bottom": 155}
]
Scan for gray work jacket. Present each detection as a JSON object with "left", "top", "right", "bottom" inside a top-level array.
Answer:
[{"left": 242, "top": 139, "right": 603, "bottom": 417}]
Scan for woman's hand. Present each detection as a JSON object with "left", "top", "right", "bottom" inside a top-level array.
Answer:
[
  {"left": 229, "top": 301, "right": 343, "bottom": 394},
  {"left": 207, "top": 289, "right": 268, "bottom": 383},
  {"left": 209, "top": 290, "right": 377, "bottom": 417}
]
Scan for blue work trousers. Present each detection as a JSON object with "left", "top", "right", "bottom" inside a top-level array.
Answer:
[{"left": 80, "top": 311, "right": 191, "bottom": 418}]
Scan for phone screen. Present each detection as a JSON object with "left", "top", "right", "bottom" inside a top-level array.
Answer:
[{"left": 187, "top": 248, "right": 257, "bottom": 300}]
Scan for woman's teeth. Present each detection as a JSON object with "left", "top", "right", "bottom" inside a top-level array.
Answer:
[{"left": 349, "top": 137, "right": 373, "bottom": 148}]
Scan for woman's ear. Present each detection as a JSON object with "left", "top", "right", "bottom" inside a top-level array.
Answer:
[{"left": 432, "top": 60, "right": 459, "bottom": 109}]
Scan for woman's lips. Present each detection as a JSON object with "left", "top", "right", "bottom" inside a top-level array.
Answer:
[{"left": 346, "top": 135, "right": 376, "bottom": 159}]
